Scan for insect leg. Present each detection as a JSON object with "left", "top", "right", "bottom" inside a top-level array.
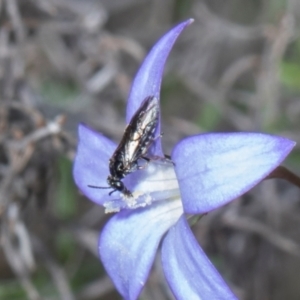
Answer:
[
  {"left": 137, "top": 156, "right": 150, "bottom": 170},
  {"left": 152, "top": 132, "right": 163, "bottom": 141},
  {"left": 164, "top": 154, "right": 175, "bottom": 165},
  {"left": 141, "top": 154, "right": 175, "bottom": 166},
  {"left": 109, "top": 189, "right": 118, "bottom": 196}
]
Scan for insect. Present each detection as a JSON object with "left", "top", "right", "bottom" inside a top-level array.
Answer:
[{"left": 88, "top": 95, "right": 160, "bottom": 197}]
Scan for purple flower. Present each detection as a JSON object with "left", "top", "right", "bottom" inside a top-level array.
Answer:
[{"left": 73, "top": 19, "right": 295, "bottom": 300}]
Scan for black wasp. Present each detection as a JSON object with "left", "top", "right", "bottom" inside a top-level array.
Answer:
[{"left": 88, "top": 95, "right": 159, "bottom": 197}]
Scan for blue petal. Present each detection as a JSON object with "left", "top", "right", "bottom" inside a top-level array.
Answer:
[
  {"left": 172, "top": 133, "right": 295, "bottom": 213},
  {"left": 126, "top": 19, "right": 193, "bottom": 156},
  {"left": 162, "top": 216, "right": 238, "bottom": 300},
  {"left": 99, "top": 201, "right": 183, "bottom": 300},
  {"left": 73, "top": 124, "right": 117, "bottom": 205}
]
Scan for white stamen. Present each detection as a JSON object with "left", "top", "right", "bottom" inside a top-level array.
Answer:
[{"left": 103, "top": 158, "right": 181, "bottom": 213}]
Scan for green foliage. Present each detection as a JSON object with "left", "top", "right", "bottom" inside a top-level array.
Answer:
[
  {"left": 280, "top": 62, "right": 300, "bottom": 90},
  {"left": 0, "top": 281, "right": 27, "bottom": 299},
  {"left": 173, "top": 0, "right": 193, "bottom": 20},
  {"left": 197, "top": 102, "right": 221, "bottom": 130},
  {"left": 40, "top": 79, "right": 79, "bottom": 105},
  {"left": 0, "top": 269, "right": 61, "bottom": 299},
  {"left": 285, "top": 149, "right": 300, "bottom": 169},
  {"left": 71, "top": 259, "right": 103, "bottom": 289},
  {"left": 33, "top": 270, "right": 60, "bottom": 298},
  {"left": 54, "top": 156, "right": 78, "bottom": 219},
  {"left": 56, "top": 231, "right": 76, "bottom": 262},
  {"left": 280, "top": 38, "right": 300, "bottom": 90}
]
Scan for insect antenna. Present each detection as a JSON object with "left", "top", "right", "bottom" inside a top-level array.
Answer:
[{"left": 88, "top": 185, "right": 111, "bottom": 189}]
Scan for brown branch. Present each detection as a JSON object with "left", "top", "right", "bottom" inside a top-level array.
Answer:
[{"left": 265, "top": 166, "right": 300, "bottom": 189}]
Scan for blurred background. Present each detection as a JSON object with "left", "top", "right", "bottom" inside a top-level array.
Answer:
[{"left": 1, "top": 0, "right": 300, "bottom": 299}]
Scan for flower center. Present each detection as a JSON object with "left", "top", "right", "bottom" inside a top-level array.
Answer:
[{"left": 103, "top": 158, "right": 181, "bottom": 213}]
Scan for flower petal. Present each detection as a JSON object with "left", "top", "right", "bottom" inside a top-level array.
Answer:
[
  {"left": 99, "top": 200, "right": 183, "bottom": 300},
  {"left": 162, "top": 216, "right": 237, "bottom": 300},
  {"left": 73, "top": 124, "right": 116, "bottom": 205},
  {"left": 126, "top": 19, "right": 193, "bottom": 156},
  {"left": 172, "top": 133, "right": 295, "bottom": 213}
]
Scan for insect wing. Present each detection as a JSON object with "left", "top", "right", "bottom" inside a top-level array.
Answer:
[
  {"left": 109, "top": 96, "right": 159, "bottom": 179},
  {"left": 124, "top": 96, "right": 159, "bottom": 165}
]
